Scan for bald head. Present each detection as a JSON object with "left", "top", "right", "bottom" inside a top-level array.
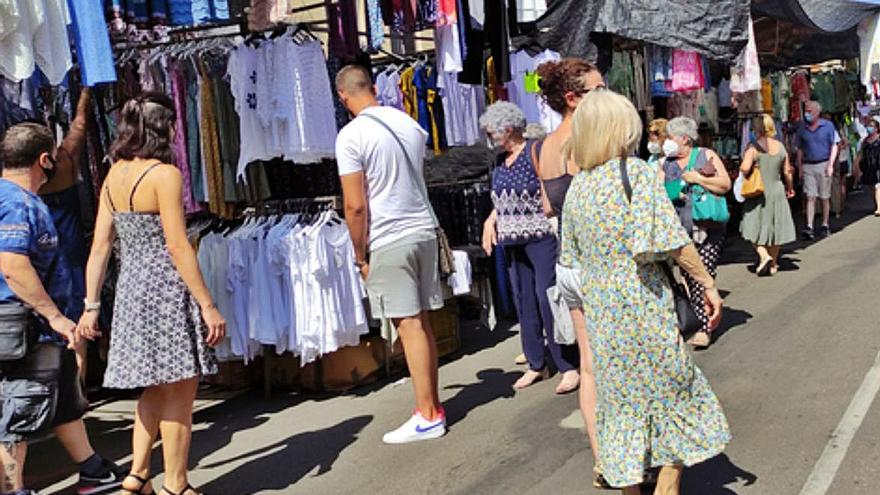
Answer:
[{"left": 336, "top": 65, "right": 374, "bottom": 96}]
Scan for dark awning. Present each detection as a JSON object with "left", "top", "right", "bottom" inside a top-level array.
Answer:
[
  {"left": 753, "top": 0, "right": 880, "bottom": 33},
  {"left": 513, "top": 0, "right": 751, "bottom": 63}
]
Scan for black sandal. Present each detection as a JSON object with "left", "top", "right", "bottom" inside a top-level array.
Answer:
[
  {"left": 162, "top": 484, "right": 198, "bottom": 495},
  {"left": 123, "top": 474, "right": 155, "bottom": 495}
]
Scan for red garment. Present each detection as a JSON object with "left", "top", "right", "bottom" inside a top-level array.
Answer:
[
  {"left": 437, "top": 0, "right": 456, "bottom": 25},
  {"left": 789, "top": 71, "right": 811, "bottom": 122}
]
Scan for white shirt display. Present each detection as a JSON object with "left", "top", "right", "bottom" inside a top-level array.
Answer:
[
  {"left": 438, "top": 69, "right": 485, "bottom": 147},
  {"left": 198, "top": 213, "right": 367, "bottom": 364},
  {"left": 336, "top": 106, "right": 436, "bottom": 252},
  {"left": 228, "top": 37, "right": 337, "bottom": 180},
  {"left": 32, "top": 0, "right": 72, "bottom": 85},
  {"left": 0, "top": 0, "right": 38, "bottom": 83},
  {"left": 516, "top": 0, "right": 547, "bottom": 22}
]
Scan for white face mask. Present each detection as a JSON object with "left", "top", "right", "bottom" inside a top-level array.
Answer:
[
  {"left": 647, "top": 141, "right": 662, "bottom": 155},
  {"left": 662, "top": 139, "right": 680, "bottom": 158}
]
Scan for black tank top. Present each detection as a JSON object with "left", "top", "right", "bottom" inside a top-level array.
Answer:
[{"left": 534, "top": 140, "right": 574, "bottom": 217}]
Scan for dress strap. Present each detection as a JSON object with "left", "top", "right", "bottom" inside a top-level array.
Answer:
[{"left": 128, "top": 162, "right": 162, "bottom": 211}]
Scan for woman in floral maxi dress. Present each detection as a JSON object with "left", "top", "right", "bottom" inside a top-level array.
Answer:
[{"left": 560, "top": 89, "right": 730, "bottom": 494}]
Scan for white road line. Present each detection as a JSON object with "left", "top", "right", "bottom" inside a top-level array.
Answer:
[{"left": 799, "top": 349, "right": 880, "bottom": 495}]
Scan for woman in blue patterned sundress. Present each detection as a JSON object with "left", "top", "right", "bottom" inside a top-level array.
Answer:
[
  {"left": 560, "top": 89, "right": 730, "bottom": 494},
  {"left": 77, "top": 93, "right": 226, "bottom": 495}
]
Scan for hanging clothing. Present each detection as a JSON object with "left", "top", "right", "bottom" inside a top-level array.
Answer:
[
  {"left": 197, "top": 57, "right": 232, "bottom": 218},
  {"left": 671, "top": 50, "right": 703, "bottom": 93},
  {"left": 32, "top": 0, "right": 73, "bottom": 85},
  {"left": 67, "top": 0, "right": 116, "bottom": 85},
  {"left": 811, "top": 73, "right": 835, "bottom": 114},
  {"left": 761, "top": 77, "right": 773, "bottom": 114},
  {"left": 439, "top": 70, "right": 485, "bottom": 147},
  {"left": 457, "top": 0, "right": 485, "bottom": 85},
  {"left": 366, "top": 0, "right": 385, "bottom": 51},
  {"left": 169, "top": 63, "right": 200, "bottom": 214},
  {"left": 327, "top": 0, "right": 360, "bottom": 61},
  {"left": 414, "top": 64, "right": 447, "bottom": 153},
  {"left": 729, "top": 17, "right": 761, "bottom": 93},
  {"left": 789, "top": 71, "right": 811, "bottom": 122},
  {"left": 228, "top": 37, "right": 337, "bottom": 180},
  {"left": 400, "top": 66, "right": 418, "bottom": 120},
  {"left": 771, "top": 72, "right": 790, "bottom": 122},
  {"left": 435, "top": 23, "right": 463, "bottom": 73},
  {"left": 376, "top": 70, "right": 405, "bottom": 110},
  {"left": 505, "top": 49, "right": 562, "bottom": 131},
  {"left": 484, "top": 0, "right": 512, "bottom": 83}
]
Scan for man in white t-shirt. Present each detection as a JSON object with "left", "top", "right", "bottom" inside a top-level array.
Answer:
[{"left": 335, "top": 65, "right": 446, "bottom": 445}]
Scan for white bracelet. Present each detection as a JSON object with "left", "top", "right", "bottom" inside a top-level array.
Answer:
[{"left": 83, "top": 299, "right": 101, "bottom": 312}]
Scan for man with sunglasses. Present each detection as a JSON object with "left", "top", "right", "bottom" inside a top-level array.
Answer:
[{"left": 0, "top": 123, "right": 123, "bottom": 495}]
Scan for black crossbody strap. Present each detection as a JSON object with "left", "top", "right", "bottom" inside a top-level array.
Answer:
[
  {"left": 360, "top": 112, "right": 439, "bottom": 228},
  {"left": 618, "top": 155, "right": 678, "bottom": 284}
]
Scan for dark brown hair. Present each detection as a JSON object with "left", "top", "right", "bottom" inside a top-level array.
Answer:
[
  {"left": 0, "top": 122, "right": 55, "bottom": 171},
  {"left": 536, "top": 58, "right": 598, "bottom": 114},
  {"left": 109, "top": 92, "right": 176, "bottom": 164}
]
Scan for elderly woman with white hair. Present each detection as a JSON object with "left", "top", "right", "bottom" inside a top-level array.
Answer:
[
  {"left": 662, "top": 117, "right": 731, "bottom": 348},
  {"left": 480, "top": 101, "right": 580, "bottom": 392},
  {"left": 562, "top": 89, "right": 730, "bottom": 494}
]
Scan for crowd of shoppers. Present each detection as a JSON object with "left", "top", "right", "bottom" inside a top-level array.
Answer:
[{"left": 3, "top": 53, "right": 880, "bottom": 495}]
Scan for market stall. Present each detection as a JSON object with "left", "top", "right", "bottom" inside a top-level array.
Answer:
[{"left": 3, "top": 0, "right": 879, "bottom": 396}]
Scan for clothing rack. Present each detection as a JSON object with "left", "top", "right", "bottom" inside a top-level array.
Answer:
[{"left": 241, "top": 196, "right": 342, "bottom": 216}]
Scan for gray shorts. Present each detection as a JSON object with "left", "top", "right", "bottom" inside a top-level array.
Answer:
[
  {"left": 803, "top": 162, "right": 833, "bottom": 199},
  {"left": 367, "top": 233, "right": 444, "bottom": 319},
  {"left": 555, "top": 264, "right": 583, "bottom": 309},
  {"left": 0, "top": 344, "right": 88, "bottom": 443}
]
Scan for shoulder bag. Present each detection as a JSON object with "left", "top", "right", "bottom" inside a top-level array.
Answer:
[
  {"left": 0, "top": 303, "right": 38, "bottom": 362},
  {"left": 361, "top": 112, "right": 456, "bottom": 278},
  {"left": 687, "top": 148, "right": 730, "bottom": 223},
  {"left": 619, "top": 157, "right": 702, "bottom": 339},
  {"left": 740, "top": 142, "right": 766, "bottom": 199}
]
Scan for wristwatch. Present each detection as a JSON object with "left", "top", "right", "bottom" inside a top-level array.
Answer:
[
  {"left": 83, "top": 299, "right": 101, "bottom": 313},
  {"left": 354, "top": 260, "right": 368, "bottom": 269}
]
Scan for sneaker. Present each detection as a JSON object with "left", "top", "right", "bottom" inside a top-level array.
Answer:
[
  {"left": 820, "top": 225, "right": 831, "bottom": 238},
  {"left": 801, "top": 226, "right": 815, "bottom": 240},
  {"left": 78, "top": 462, "right": 125, "bottom": 495},
  {"left": 382, "top": 411, "right": 447, "bottom": 445}
]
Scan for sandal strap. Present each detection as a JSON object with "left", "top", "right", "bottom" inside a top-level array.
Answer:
[
  {"left": 162, "top": 484, "right": 195, "bottom": 495},
  {"left": 123, "top": 474, "right": 153, "bottom": 494}
]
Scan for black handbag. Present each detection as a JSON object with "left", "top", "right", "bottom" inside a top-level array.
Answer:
[
  {"left": 0, "top": 303, "right": 37, "bottom": 362},
  {"left": 618, "top": 157, "right": 702, "bottom": 339}
]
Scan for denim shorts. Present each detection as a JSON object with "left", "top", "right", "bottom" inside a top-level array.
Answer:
[{"left": 0, "top": 344, "right": 88, "bottom": 443}]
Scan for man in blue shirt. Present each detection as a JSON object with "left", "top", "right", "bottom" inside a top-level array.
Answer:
[
  {"left": 796, "top": 100, "right": 840, "bottom": 239},
  {"left": 0, "top": 123, "right": 122, "bottom": 494}
]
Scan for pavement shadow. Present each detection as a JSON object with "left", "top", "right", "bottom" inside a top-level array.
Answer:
[
  {"left": 198, "top": 415, "right": 372, "bottom": 493},
  {"left": 442, "top": 368, "right": 519, "bottom": 427},
  {"left": 678, "top": 453, "right": 758, "bottom": 494},
  {"left": 707, "top": 306, "right": 754, "bottom": 345}
]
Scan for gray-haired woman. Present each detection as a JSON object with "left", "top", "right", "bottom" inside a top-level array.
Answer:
[
  {"left": 480, "top": 101, "right": 580, "bottom": 392},
  {"left": 662, "top": 117, "right": 731, "bottom": 348}
]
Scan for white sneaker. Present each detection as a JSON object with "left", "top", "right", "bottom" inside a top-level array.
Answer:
[{"left": 382, "top": 411, "right": 447, "bottom": 444}]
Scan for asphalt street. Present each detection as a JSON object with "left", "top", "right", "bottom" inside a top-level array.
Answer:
[{"left": 29, "top": 195, "right": 880, "bottom": 495}]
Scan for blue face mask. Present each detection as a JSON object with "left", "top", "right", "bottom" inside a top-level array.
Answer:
[
  {"left": 804, "top": 113, "right": 815, "bottom": 124},
  {"left": 868, "top": 126, "right": 877, "bottom": 135}
]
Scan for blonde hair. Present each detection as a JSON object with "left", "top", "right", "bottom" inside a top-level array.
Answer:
[
  {"left": 754, "top": 114, "right": 776, "bottom": 137},
  {"left": 648, "top": 118, "right": 668, "bottom": 139},
  {"left": 569, "top": 89, "right": 643, "bottom": 170}
]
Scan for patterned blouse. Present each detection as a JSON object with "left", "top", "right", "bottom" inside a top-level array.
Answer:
[{"left": 491, "top": 145, "right": 554, "bottom": 246}]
